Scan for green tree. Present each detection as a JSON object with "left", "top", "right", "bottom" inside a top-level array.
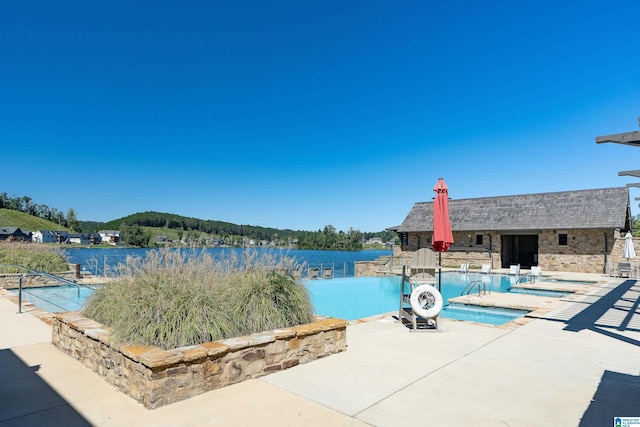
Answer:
[
  {"left": 66, "top": 208, "right": 80, "bottom": 232},
  {"left": 122, "top": 224, "right": 151, "bottom": 247}
]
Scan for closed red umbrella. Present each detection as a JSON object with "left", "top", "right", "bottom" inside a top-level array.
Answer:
[{"left": 432, "top": 178, "right": 454, "bottom": 291}]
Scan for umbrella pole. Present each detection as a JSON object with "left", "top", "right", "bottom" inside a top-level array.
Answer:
[{"left": 438, "top": 252, "right": 442, "bottom": 292}]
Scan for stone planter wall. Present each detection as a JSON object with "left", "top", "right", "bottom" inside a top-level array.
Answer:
[
  {"left": 52, "top": 312, "right": 348, "bottom": 409},
  {"left": 0, "top": 269, "right": 76, "bottom": 289}
]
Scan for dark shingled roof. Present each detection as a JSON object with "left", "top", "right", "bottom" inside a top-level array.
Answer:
[{"left": 397, "top": 187, "right": 630, "bottom": 232}]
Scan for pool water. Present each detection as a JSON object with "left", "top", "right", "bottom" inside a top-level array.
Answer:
[
  {"left": 442, "top": 304, "right": 527, "bottom": 324},
  {"left": 523, "top": 278, "right": 596, "bottom": 285},
  {"left": 507, "top": 288, "right": 570, "bottom": 298},
  {"left": 12, "top": 273, "right": 543, "bottom": 325},
  {"left": 305, "top": 276, "right": 400, "bottom": 321},
  {"left": 12, "top": 285, "right": 95, "bottom": 313},
  {"left": 305, "top": 273, "right": 531, "bottom": 324}
]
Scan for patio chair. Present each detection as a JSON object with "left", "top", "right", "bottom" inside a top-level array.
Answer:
[
  {"left": 457, "top": 263, "right": 469, "bottom": 273},
  {"left": 530, "top": 266, "right": 542, "bottom": 283},
  {"left": 617, "top": 262, "right": 632, "bottom": 278},
  {"left": 508, "top": 264, "right": 520, "bottom": 275},
  {"left": 323, "top": 267, "right": 333, "bottom": 279},
  {"left": 308, "top": 267, "right": 320, "bottom": 279},
  {"left": 480, "top": 264, "right": 491, "bottom": 274},
  {"left": 291, "top": 267, "right": 303, "bottom": 279}
]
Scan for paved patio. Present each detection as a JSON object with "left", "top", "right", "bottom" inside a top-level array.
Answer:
[{"left": 1, "top": 272, "right": 639, "bottom": 426}]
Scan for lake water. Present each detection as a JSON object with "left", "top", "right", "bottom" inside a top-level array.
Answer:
[{"left": 63, "top": 247, "right": 392, "bottom": 278}]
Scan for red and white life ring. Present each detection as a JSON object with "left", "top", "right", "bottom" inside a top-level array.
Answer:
[{"left": 410, "top": 284, "right": 443, "bottom": 319}]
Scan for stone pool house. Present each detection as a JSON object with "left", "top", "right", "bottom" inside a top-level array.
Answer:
[{"left": 389, "top": 186, "right": 634, "bottom": 274}]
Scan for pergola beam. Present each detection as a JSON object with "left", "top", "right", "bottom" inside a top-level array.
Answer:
[
  {"left": 595, "top": 130, "right": 640, "bottom": 145},
  {"left": 619, "top": 170, "right": 640, "bottom": 178},
  {"left": 596, "top": 117, "right": 640, "bottom": 146}
]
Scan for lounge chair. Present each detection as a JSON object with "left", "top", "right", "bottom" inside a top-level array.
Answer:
[
  {"left": 458, "top": 263, "right": 469, "bottom": 273},
  {"left": 323, "top": 267, "right": 333, "bottom": 279},
  {"left": 480, "top": 264, "right": 491, "bottom": 274},
  {"left": 508, "top": 264, "right": 520, "bottom": 275},
  {"left": 291, "top": 267, "right": 303, "bottom": 279},
  {"left": 308, "top": 267, "right": 320, "bottom": 279},
  {"left": 530, "top": 266, "right": 542, "bottom": 283},
  {"left": 617, "top": 262, "right": 632, "bottom": 278}
]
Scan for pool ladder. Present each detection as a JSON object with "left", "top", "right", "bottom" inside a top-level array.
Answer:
[
  {"left": 515, "top": 273, "right": 535, "bottom": 285},
  {"left": 461, "top": 280, "right": 490, "bottom": 297}
]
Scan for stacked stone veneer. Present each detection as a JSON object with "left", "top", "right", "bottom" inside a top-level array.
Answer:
[
  {"left": 0, "top": 271, "right": 76, "bottom": 288},
  {"left": 52, "top": 312, "right": 347, "bottom": 409},
  {"left": 0, "top": 264, "right": 80, "bottom": 289},
  {"left": 394, "top": 230, "right": 637, "bottom": 274}
]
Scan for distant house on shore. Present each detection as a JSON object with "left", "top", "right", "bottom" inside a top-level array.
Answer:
[
  {"left": 366, "top": 237, "right": 383, "bottom": 245},
  {"left": 68, "top": 233, "right": 90, "bottom": 245},
  {"left": 0, "top": 227, "right": 32, "bottom": 242},
  {"left": 67, "top": 233, "right": 102, "bottom": 245},
  {"left": 32, "top": 230, "right": 57, "bottom": 243},
  {"left": 98, "top": 230, "right": 121, "bottom": 245},
  {"left": 54, "top": 231, "right": 69, "bottom": 244},
  {"left": 392, "top": 187, "right": 633, "bottom": 274}
]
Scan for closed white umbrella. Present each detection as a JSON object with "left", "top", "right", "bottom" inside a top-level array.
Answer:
[{"left": 624, "top": 232, "right": 636, "bottom": 260}]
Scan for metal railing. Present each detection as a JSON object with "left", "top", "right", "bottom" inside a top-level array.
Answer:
[
  {"left": 515, "top": 273, "right": 535, "bottom": 285},
  {"left": 461, "top": 280, "right": 490, "bottom": 297},
  {"left": 0, "top": 264, "right": 92, "bottom": 314}
]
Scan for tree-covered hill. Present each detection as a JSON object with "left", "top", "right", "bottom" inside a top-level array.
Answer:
[{"left": 94, "top": 211, "right": 300, "bottom": 241}]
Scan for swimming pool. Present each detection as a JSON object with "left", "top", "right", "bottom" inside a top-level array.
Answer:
[
  {"left": 11, "top": 285, "right": 96, "bottom": 313},
  {"left": 12, "top": 273, "right": 534, "bottom": 325},
  {"left": 305, "top": 274, "right": 530, "bottom": 324}
]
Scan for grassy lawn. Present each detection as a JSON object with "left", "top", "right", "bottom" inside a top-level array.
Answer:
[{"left": 0, "top": 208, "right": 70, "bottom": 232}]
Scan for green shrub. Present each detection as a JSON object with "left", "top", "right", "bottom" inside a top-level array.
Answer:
[
  {"left": 83, "top": 248, "right": 314, "bottom": 350},
  {"left": 0, "top": 243, "right": 69, "bottom": 273}
]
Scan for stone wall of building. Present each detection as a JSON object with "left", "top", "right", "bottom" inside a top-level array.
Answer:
[
  {"left": 396, "top": 230, "right": 634, "bottom": 273},
  {"left": 538, "top": 229, "right": 609, "bottom": 273},
  {"left": 52, "top": 311, "right": 348, "bottom": 409},
  {"left": 400, "top": 232, "right": 499, "bottom": 270}
]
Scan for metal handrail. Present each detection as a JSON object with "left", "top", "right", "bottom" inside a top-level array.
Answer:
[
  {"left": 461, "top": 280, "right": 490, "bottom": 296},
  {"left": 0, "top": 264, "right": 92, "bottom": 314},
  {"left": 515, "top": 273, "right": 532, "bottom": 285}
]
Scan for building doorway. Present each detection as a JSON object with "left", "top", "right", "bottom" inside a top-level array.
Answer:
[{"left": 501, "top": 235, "right": 538, "bottom": 268}]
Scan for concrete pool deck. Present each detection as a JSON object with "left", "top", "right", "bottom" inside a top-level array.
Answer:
[{"left": 1, "top": 271, "right": 639, "bottom": 426}]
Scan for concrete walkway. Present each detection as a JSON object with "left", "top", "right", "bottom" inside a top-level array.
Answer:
[{"left": 2, "top": 273, "right": 640, "bottom": 426}]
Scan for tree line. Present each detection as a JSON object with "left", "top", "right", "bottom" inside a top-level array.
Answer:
[
  {"left": 1, "top": 194, "right": 398, "bottom": 250},
  {"left": 0, "top": 192, "right": 80, "bottom": 231},
  {"left": 296, "top": 225, "right": 363, "bottom": 250},
  {"left": 99, "top": 211, "right": 298, "bottom": 242}
]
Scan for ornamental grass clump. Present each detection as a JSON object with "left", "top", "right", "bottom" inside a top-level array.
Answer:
[
  {"left": 83, "top": 248, "right": 314, "bottom": 350},
  {"left": 0, "top": 243, "right": 68, "bottom": 273}
]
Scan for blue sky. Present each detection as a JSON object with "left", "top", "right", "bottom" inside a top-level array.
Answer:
[{"left": 2, "top": 1, "right": 639, "bottom": 232}]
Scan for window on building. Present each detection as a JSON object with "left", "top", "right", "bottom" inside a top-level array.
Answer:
[
  {"left": 475, "top": 235, "right": 483, "bottom": 245},
  {"left": 400, "top": 232, "right": 408, "bottom": 246},
  {"left": 558, "top": 233, "right": 568, "bottom": 246}
]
